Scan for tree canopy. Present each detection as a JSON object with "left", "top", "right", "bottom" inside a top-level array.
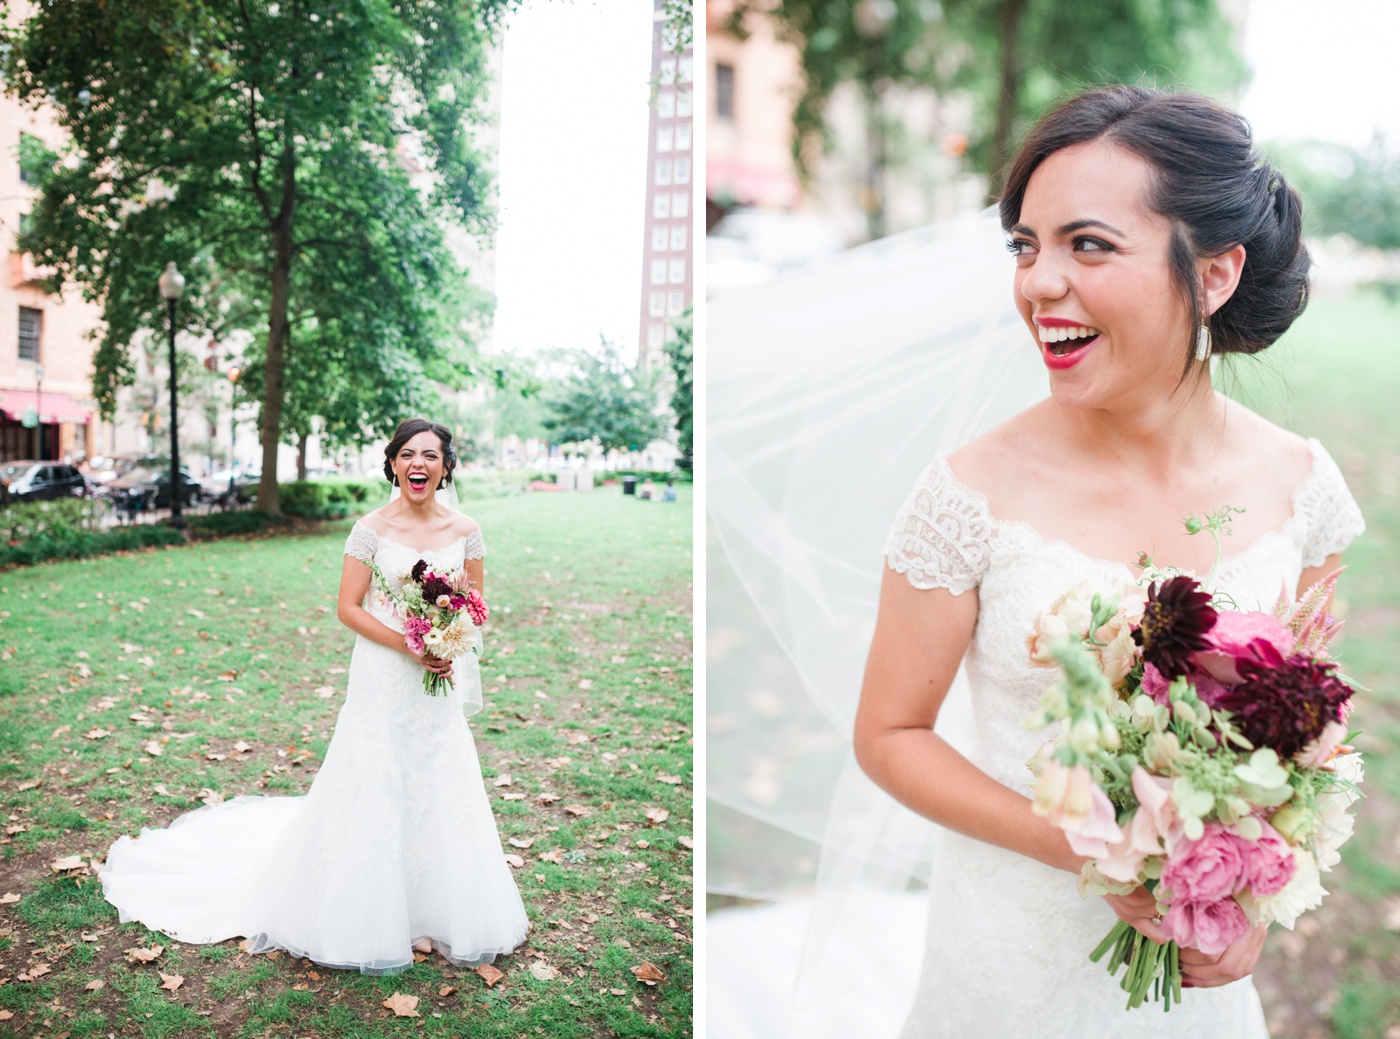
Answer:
[
  {"left": 2, "top": 0, "right": 509, "bottom": 513},
  {"left": 540, "top": 343, "right": 665, "bottom": 459}
]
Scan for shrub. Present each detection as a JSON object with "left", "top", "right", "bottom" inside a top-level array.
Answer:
[
  {"left": 187, "top": 510, "right": 273, "bottom": 536},
  {"left": 280, "top": 479, "right": 380, "bottom": 518},
  {"left": 0, "top": 498, "right": 100, "bottom": 543},
  {"left": 0, "top": 523, "right": 185, "bottom": 569}
]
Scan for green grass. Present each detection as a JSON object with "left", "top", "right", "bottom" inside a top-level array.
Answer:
[
  {"left": 0, "top": 485, "right": 692, "bottom": 1037},
  {"left": 1223, "top": 288, "right": 1400, "bottom": 1039}
]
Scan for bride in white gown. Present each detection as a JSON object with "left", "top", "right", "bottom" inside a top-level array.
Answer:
[
  {"left": 708, "top": 86, "right": 1363, "bottom": 1038},
  {"left": 99, "top": 418, "right": 528, "bottom": 975}
]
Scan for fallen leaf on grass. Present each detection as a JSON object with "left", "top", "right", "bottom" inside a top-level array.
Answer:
[
  {"left": 502, "top": 793, "right": 526, "bottom": 802},
  {"left": 17, "top": 779, "right": 42, "bottom": 792},
  {"left": 17, "top": 963, "right": 51, "bottom": 981},
  {"left": 198, "top": 789, "right": 224, "bottom": 806},
  {"left": 476, "top": 963, "right": 505, "bottom": 987},
  {"left": 50, "top": 855, "right": 87, "bottom": 873},
  {"left": 144, "top": 741, "right": 163, "bottom": 757},
  {"left": 0, "top": 1009, "right": 12, "bottom": 1019},
  {"left": 493, "top": 774, "right": 512, "bottom": 787},
  {"left": 529, "top": 961, "right": 559, "bottom": 981},
  {"left": 538, "top": 849, "right": 564, "bottom": 864},
  {"left": 508, "top": 837, "right": 534, "bottom": 849},
  {"left": 438, "top": 985, "right": 456, "bottom": 997},
  {"left": 83, "top": 728, "right": 112, "bottom": 740},
  {"left": 504, "top": 854, "right": 525, "bottom": 868},
  {"left": 563, "top": 804, "right": 589, "bottom": 817},
  {"left": 578, "top": 679, "right": 593, "bottom": 690},
  {"left": 159, "top": 972, "right": 184, "bottom": 991},
  {"left": 152, "top": 784, "right": 174, "bottom": 797},
  {"left": 85, "top": 979, "right": 105, "bottom": 991},
  {"left": 0, "top": 893, "right": 19, "bottom": 904},
  {"left": 314, "top": 686, "right": 336, "bottom": 699},
  {"left": 125, "top": 945, "right": 164, "bottom": 963},
  {"left": 80, "top": 932, "right": 98, "bottom": 942},
  {"left": 205, "top": 752, "right": 226, "bottom": 761},
  {"left": 645, "top": 808, "right": 669, "bottom": 825},
  {"left": 382, "top": 993, "right": 419, "bottom": 1017},
  {"left": 536, "top": 793, "right": 560, "bottom": 804},
  {"left": 631, "top": 962, "right": 665, "bottom": 986},
  {"left": 232, "top": 741, "right": 252, "bottom": 754},
  {"left": 677, "top": 836, "right": 694, "bottom": 850},
  {"left": 657, "top": 775, "right": 683, "bottom": 785}
]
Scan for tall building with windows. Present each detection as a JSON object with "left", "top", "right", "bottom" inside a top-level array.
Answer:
[{"left": 637, "top": 0, "right": 694, "bottom": 374}]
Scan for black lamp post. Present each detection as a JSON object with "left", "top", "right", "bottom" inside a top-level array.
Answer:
[{"left": 158, "top": 262, "right": 186, "bottom": 527}]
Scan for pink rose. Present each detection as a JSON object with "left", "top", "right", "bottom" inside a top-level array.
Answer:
[
  {"left": 1236, "top": 821, "right": 1296, "bottom": 897},
  {"left": 404, "top": 615, "right": 432, "bottom": 637},
  {"left": 1194, "top": 611, "right": 1294, "bottom": 685},
  {"left": 1160, "top": 822, "right": 1246, "bottom": 903},
  {"left": 1162, "top": 897, "right": 1250, "bottom": 956}
]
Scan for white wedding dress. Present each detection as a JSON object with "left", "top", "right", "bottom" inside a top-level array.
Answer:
[
  {"left": 883, "top": 438, "right": 1364, "bottom": 1038},
  {"left": 98, "top": 522, "right": 528, "bottom": 975}
]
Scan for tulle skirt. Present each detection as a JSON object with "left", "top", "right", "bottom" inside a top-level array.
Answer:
[{"left": 99, "top": 637, "right": 528, "bottom": 975}]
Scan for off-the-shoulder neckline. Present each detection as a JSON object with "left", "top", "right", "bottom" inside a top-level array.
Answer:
[
  {"left": 351, "top": 519, "right": 481, "bottom": 557},
  {"left": 934, "top": 437, "right": 1327, "bottom": 577}
]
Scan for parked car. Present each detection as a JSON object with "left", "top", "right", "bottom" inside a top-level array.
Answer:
[
  {"left": 199, "top": 468, "right": 261, "bottom": 505},
  {"left": 105, "top": 466, "right": 201, "bottom": 512},
  {"left": 0, "top": 461, "right": 90, "bottom": 504}
]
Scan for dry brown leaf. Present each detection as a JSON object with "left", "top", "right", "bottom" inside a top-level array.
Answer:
[
  {"left": 657, "top": 775, "right": 683, "bottom": 785},
  {"left": 577, "top": 678, "right": 593, "bottom": 690},
  {"left": 563, "top": 804, "right": 589, "bottom": 817},
  {"left": 239, "top": 938, "right": 255, "bottom": 953},
  {"left": 538, "top": 849, "right": 565, "bottom": 864},
  {"left": 502, "top": 793, "right": 526, "bottom": 801},
  {"left": 124, "top": 944, "right": 164, "bottom": 963},
  {"left": 677, "top": 836, "right": 694, "bottom": 850},
  {"left": 631, "top": 961, "right": 665, "bottom": 986},
  {"left": 529, "top": 960, "right": 559, "bottom": 981},
  {"left": 438, "top": 985, "right": 456, "bottom": 997},
  {"left": 0, "top": 892, "right": 19, "bottom": 904},
  {"left": 382, "top": 993, "right": 419, "bottom": 1017},
  {"left": 476, "top": 963, "right": 505, "bottom": 987},
  {"left": 504, "top": 854, "right": 525, "bottom": 868},
  {"left": 508, "top": 837, "right": 534, "bottom": 849},
  {"left": 314, "top": 686, "right": 335, "bottom": 699},
  {"left": 645, "top": 808, "right": 669, "bottom": 825},
  {"left": 159, "top": 972, "right": 184, "bottom": 991},
  {"left": 232, "top": 741, "right": 252, "bottom": 754},
  {"left": 80, "top": 932, "right": 98, "bottom": 942},
  {"left": 19, "top": 963, "right": 51, "bottom": 981},
  {"left": 50, "top": 855, "right": 86, "bottom": 873},
  {"left": 198, "top": 789, "right": 224, "bottom": 806},
  {"left": 493, "top": 774, "right": 512, "bottom": 787},
  {"left": 83, "top": 728, "right": 111, "bottom": 740},
  {"left": 536, "top": 792, "right": 561, "bottom": 804},
  {"left": 0, "top": 1009, "right": 12, "bottom": 1019},
  {"left": 84, "top": 979, "right": 105, "bottom": 991},
  {"left": 16, "top": 779, "right": 42, "bottom": 792},
  {"left": 143, "top": 741, "right": 163, "bottom": 757}
]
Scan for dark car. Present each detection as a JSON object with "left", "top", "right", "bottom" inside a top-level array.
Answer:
[
  {"left": 0, "top": 461, "right": 90, "bottom": 504},
  {"left": 105, "top": 466, "right": 201, "bottom": 512}
]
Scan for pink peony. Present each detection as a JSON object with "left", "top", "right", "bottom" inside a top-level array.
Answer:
[
  {"left": 1141, "top": 661, "right": 1228, "bottom": 707},
  {"left": 467, "top": 589, "right": 489, "bottom": 627},
  {"left": 1162, "top": 897, "right": 1251, "bottom": 956},
  {"left": 1236, "top": 821, "right": 1296, "bottom": 897},
  {"left": 405, "top": 633, "right": 426, "bottom": 656},
  {"left": 404, "top": 615, "right": 432, "bottom": 637},
  {"left": 1160, "top": 823, "right": 1246, "bottom": 903},
  {"left": 1194, "top": 610, "right": 1294, "bottom": 685}
]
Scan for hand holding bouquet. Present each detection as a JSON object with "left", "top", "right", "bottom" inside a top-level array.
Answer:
[
  {"left": 370, "top": 557, "right": 490, "bottom": 696},
  {"left": 1024, "top": 514, "right": 1363, "bottom": 1010}
]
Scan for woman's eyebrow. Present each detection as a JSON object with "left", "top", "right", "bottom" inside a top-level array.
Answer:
[{"left": 1011, "top": 218, "right": 1128, "bottom": 239}]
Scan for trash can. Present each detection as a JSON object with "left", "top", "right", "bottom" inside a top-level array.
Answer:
[{"left": 622, "top": 476, "right": 638, "bottom": 496}]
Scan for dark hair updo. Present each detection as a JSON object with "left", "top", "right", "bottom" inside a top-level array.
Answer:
[
  {"left": 382, "top": 417, "right": 457, "bottom": 486},
  {"left": 999, "top": 85, "right": 1310, "bottom": 362}
]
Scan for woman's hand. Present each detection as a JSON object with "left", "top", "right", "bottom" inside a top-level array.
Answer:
[
  {"left": 1179, "top": 923, "right": 1268, "bottom": 988},
  {"left": 1101, "top": 886, "right": 1168, "bottom": 944},
  {"left": 420, "top": 652, "right": 452, "bottom": 676}
]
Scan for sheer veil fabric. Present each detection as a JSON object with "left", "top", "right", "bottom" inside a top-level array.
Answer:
[{"left": 708, "top": 209, "right": 1047, "bottom": 1025}]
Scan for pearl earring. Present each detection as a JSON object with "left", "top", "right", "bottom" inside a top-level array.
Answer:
[{"left": 1195, "top": 323, "right": 1211, "bottom": 363}]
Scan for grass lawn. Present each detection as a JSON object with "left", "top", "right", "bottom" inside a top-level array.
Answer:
[
  {"left": 0, "top": 486, "right": 693, "bottom": 1038},
  {"left": 1226, "top": 289, "right": 1400, "bottom": 1039}
]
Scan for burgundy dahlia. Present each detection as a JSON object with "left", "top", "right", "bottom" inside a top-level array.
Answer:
[
  {"left": 410, "top": 559, "right": 429, "bottom": 582},
  {"left": 1132, "top": 576, "right": 1218, "bottom": 679},
  {"left": 1213, "top": 655, "right": 1351, "bottom": 759},
  {"left": 421, "top": 574, "right": 453, "bottom": 602}
]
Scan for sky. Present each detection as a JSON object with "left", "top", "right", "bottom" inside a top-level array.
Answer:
[
  {"left": 1238, "top": 0, "right": 1400, "bottom": 150},
  {"left": 491, "top": 0, "right": 655, "bottom": 363}
]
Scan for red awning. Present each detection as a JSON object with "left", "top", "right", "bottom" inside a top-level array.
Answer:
[{"left": 0, "top": 389, "right": 93, "bottom": 425}]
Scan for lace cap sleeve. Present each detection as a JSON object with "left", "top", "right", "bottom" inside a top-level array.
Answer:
[
  {"left": 884, "top": 457, "right": 995, "bottom": 594},
  {"left": 462, "top": 527, "right": 486, "bottom": 560},
  {"left": 1298, "top": 440, "right": 1365, "bottom": 568},
  {"left": 344, "top": 521, "right": 378, "bottom": 564}
]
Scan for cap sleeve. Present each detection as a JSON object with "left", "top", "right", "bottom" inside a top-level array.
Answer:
[
  {"left": 344, "top": 521, "right": 378, "bottom": 564},
  {"left": 884, "top": 457, "right": 995, "bottom": 594},
  {"left": 462, "top": 527, "right": 486, "bottom": 560},
  {"left": 1297, "top": 440, "right": 1365, "bottom": 568}
]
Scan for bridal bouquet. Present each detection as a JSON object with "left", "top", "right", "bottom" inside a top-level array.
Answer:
[
  {"left": 369, "top": 557, "right": 489, "bottom": 696},
  {"left": 1024, "top": 513, "right": 1363, "bottom": 1011}
]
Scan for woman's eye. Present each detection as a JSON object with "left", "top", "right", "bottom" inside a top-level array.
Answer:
[
  {"left": 1006, "top": 238, "right": 1036, "bottom": 256},
  {"left": 1074, "top": 236, "right": 1113, "bottom": 253}
]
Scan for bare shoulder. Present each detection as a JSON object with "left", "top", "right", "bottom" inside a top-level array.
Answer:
[
  {"left": 1219, "top": 396, "right": 1312, "bottom": 485},
  {"left": 357, "top": 506, "right": 389, "bottom": 535},
  {"left": 452, "top": 511, "right": 482, "bottom": 538},
  {"left": 945, "top": 404, "right": 1053, "bottom": 502}
]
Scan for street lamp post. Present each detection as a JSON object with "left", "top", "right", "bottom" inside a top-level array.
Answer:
[
  {"left": 34, "top": 364, "right": 45, "bottom": 459},
  {"left": 158, "top": 262, "right": 186, "bottom": 528},
  {"left": 227, "top": 366, "right": 241, "bottom": 503}
]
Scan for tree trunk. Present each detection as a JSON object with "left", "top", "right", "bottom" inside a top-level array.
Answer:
[
  {"left": 257, "top": 148, "right": 296, "bottom": 517},
  {"left": 296, "top": 432, "right": 308, "bottom": 481},
  {"left": 986, "top": 0, "right": 1027, "bottom": 204}
]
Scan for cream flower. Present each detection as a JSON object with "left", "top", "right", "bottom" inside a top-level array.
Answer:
[
  {"left": 422, "top": 616, "right": 481, "bottom": 660},
  {"left": 1248, "top": 847, "right": 1326, "bottom": 929}
]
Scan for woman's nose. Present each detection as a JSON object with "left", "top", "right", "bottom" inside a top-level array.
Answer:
[{"left": 1018, "top": 250, "right": 1069, "bottom": 304}]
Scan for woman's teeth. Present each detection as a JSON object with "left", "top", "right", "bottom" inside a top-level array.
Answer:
[
  {"left": 1038, "top": 324, "right": 1100, "bottom": 356},
  {"left": 407, "top": 475, "right": 428, "bottom": 489}
]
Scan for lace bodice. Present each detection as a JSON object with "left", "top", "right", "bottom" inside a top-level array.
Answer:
[
  {"left": 884, "top": 438, "right": 1364, "bottom": 793},
  {"left": 344, "top": 520, "right": 485, "bottom": 631}
]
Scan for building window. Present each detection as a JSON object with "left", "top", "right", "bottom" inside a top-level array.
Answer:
[
  {"left": 679, "top": 56, "right": 693, "bottom": 83},
  {"left": 660, "top": 57, "right": 677, "bottom": 85},
  {"left": 670, "top": 225, "right": 687, "bottom": 251},
  {"left": 676, "top": 123, "right": 692, "bottom": 151},
  {"left": 657, "top": 91, "right": 675, "bottom": 119},
  {"left": 677, "top": 90, "right": 693, "bottom": 118},
  {"left": 656, "top": 124, "right": 674, "bottom": 153},
  {"left": 18, "top": 307, "right": 41, "bottom": 363},
  {"left": 669, "top": 258, "right": 686, "bottom": 284},
  {"left": 647, "top": 323, "right": 665, "bottom": 348},
  {"left": 652, "top": 225, "right": 669, "bottom": 252},
  {"left": 653, "top": 193, "right": 671, "bottom": 219},
  {"left": 716, "top": 64, "right": 735, "bottom": 119},
  {"left": 671, "top": 190, "right": 689, "bottom": 218},
  {"left": 674, "top": 157, "right": 691, "bottom": 184},
  {"left": 667, "top": 289, "right": 685, "bottom": 316},
  {"left": 649, "top": 290, "right": 667, "bottom": 317},
  {"left": 655, "top": 159, "right": 672, "bottom": 186},
  {"left": 651, "top": 258, "right": 667, "bottom": 285}
]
